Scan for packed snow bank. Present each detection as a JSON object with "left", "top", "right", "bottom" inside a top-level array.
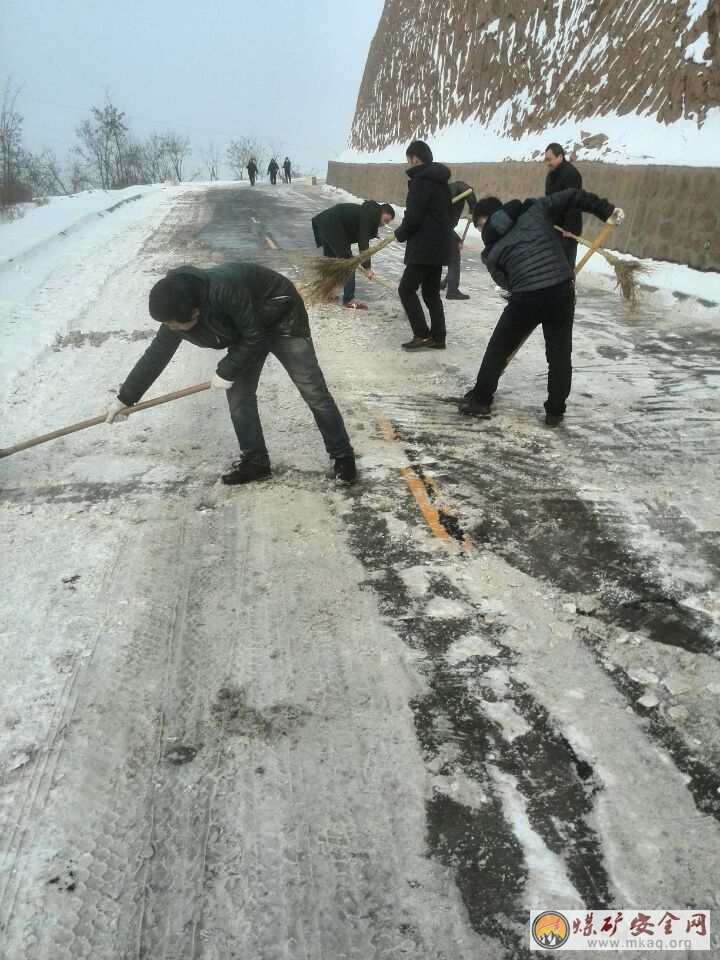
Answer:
[
  {"left": 0, "top": 184, "right": 184, "bottom": 398},
  {"left": 339, "top": 107, "right": 720, "bottom": 167}
]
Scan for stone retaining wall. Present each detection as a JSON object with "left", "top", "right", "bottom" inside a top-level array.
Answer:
[{"left": 327, "top": 161, "right": 720, "bottom": 272}]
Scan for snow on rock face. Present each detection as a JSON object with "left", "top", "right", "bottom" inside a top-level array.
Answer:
[{"left": 347, "top": 0, "right": 719, "bottom": 164}]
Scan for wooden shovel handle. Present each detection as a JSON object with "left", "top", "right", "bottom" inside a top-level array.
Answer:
[
  {"left": 460, "top": 219, "right": 472, "bottom": 243},
  {"left": 0, "top": 380, "right": 212, "bottom": 460}
]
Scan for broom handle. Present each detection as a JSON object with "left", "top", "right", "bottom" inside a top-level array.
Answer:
[
  {"left": 505, "top": 225, "right": 613, "bottom": 365},
  {"left": 368, "top": 274, "right": 394, "bottom": 291},
  {"left": 460, "top": 218, "right": 472, "bottom": 243},
  {"left": 452, "top": 188, "right": 473, "bottom": 205},
  {"left": 574, "top": 223, "right": 613, "bottom": 272},
  {"left": 0, "top": 381, "right": 212, "bottom": 459}
]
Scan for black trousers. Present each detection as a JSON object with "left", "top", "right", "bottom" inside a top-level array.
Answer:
[
  {"left": 398, "top": 263, "right": 446, "bottom": 344},
  {"left": 473, "top": 281, "right": 575, "bottom": 416}
]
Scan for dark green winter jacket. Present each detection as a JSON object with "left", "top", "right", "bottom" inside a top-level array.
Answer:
[
  {"left": 117, "top": 262, "right": 310, "bottom": 405},
  {"left": 311, "top": 200, "right": 384, "bottom": 268}
]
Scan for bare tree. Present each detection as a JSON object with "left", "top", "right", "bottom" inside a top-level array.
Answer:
[
  {"left": 161, "top": 132, "right": 191, "bottom": 182},
  {"left": 200, "top": 144, "right": 220, "bottom": 181},
  {"left": 22, "top": 148, "right": 70, "bottom": 196},
  {"left": 0, "top": 78, "right": 28, "bottom": 203},
  {"left": 75, "top": 95, "right": 133, "bottom": 188},
  {"left": 226, "top": 136, "right": 266, "bottom": 179}
]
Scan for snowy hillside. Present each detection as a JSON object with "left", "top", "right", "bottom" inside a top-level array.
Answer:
[{"left": 344, "top": 0, "right": 719, "bottom": 164}]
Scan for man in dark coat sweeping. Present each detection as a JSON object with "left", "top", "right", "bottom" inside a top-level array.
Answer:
[
  {"left": 311, "top": 200, "right": 395, "bottom": 309},
  {"left": 393, "top": 140, "right": 453, "bottom": 350},
  {"left": 544, "top": 144, "right": 583, "bottom": 267},
  {"left": 459, "top": 189, "right": 624, "bottom": 427},
  {"left": 105, "top": 262, "right": 357, "bottom": 485}
]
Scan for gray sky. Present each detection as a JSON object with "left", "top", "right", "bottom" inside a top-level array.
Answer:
[{"left": 2, "top": 0, "right": 386, "bottom": 178}]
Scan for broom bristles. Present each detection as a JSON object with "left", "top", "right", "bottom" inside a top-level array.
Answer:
[
  {"left": 558, "top": 226, "right": 649, "bottom": 313},
  {"left": 304, "top": 232, "right": 398, "bottom": 303}
]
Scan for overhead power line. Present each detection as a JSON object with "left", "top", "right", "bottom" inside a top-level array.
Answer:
[{"left": 17, "top": 95, "right": 342, "bottom": 156}]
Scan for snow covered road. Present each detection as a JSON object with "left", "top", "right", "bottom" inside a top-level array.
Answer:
[{"left": 1, "top": 182, "right": 718, "bottom": 958}]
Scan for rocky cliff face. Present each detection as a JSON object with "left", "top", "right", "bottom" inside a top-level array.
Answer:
[{"left": 349, "top": 0, "right": 718, "bottom": 156}]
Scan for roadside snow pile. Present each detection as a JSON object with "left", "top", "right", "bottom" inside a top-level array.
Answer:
[{"left": 0, "top": 184, "right": 182, "bottom": 398}]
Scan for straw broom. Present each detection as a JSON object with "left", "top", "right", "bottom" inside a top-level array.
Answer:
[
  {"left": 302, "top": 188, "right": 474, "bottom": 304},
  {"left": 555, "top": 225, "right": 649, "bottom": 312}
]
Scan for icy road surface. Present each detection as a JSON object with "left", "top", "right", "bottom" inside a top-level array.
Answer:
[{"left": 1, "top": 182, "right": 719, "bottom": 959}]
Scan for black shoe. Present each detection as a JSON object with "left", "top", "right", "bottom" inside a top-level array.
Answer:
[
  {"left": 221, "top": 460, "right": 272, "bottom": 485},
  {"left": 333, "top": 455, "right": 357, "bottom": 485},
  {"left": 458, "top": 397, "right": 492, "bottom": 417},
  {"left": 439, "top": 277, "right": 448, "bottom": 290},
  {"left": 402, "top": 336, "right": 434, "bottom": 350},
  {"left": 430, "top": 341, "right": 446, "bottom": 350},
  {"left": 544, "top": 413, "right": 564, "bottom": 428},
  {"left": 446, "top": 292, "right": 470, "bottom": 300}
]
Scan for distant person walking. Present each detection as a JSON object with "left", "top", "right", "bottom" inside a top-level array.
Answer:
[
  {"left": 311, "top": 199, "right": 395, "bottom": 309},
  {"left": 544, "top": 143, "right": 583, "bottom": 267},
  {"left": 458, "top": 190, "right": 624, "bottom": 427},
  {"left": 104, "top": 262, "right": 358, "bottom": 485},
  {"left": 283, "top": 157, "right": 292, "bottom": 183},
  {"left": 440, "top": 180, "right": 477, "bottom": 300},
  {"left": 393, "top": 140, "right": 453, "bottom": 350},
  {"left": 267, "top": 158, "right": 280, "bottom": 185},
  {"left": 247, "top": 158, "right": 258, "bottom": 186}
]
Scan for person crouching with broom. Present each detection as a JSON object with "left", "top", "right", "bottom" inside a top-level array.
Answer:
[
  {"left": 311, "top": 199, "right": 396, "bottom": 310},
  {"left": 459, "top": 188, "right": 624, "bottom": 427},
  {"left": 105, "top": 262, "right": 358, "bottom": 485}
]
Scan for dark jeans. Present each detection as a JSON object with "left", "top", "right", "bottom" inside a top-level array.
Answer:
[
  {"left": 318, "top": 231, "right": 355, "bottom": 303},
  {"left": 446, "top": 235, "right": 462, "bottom": 294},
  {"left": 473, "top": 281, "right": 575, "bottom": 416},
  {"left": 226, "top": 335, "right": 354, "bottom": 462},
  {"left": 398, "top": 263, "right": 446, "bottom": 343},
  {"left": 270, "top": 172, "right": 277, "bottom": 184}
]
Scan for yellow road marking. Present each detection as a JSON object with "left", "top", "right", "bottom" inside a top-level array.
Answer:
[{"left": 372, "top": 409, "right": 474, "bottom": 549}]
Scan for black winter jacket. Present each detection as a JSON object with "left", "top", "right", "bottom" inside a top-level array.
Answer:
[
  {"left": 394, "top": 162, "right": 453, "bottom": 266},
  {"left": 545, "top": 160, "right": 583, "bottom": 235},
  {"left": 311, "top": 200, "right": 384, "bottom": 268},
  {"left": 118, "top": 263, "right": 310, "bottom": 405},
  {"left": 481, "top": 189, "right": 614, "bottom": 293}
]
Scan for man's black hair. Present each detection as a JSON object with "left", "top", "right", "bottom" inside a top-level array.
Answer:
[
  {"left": 405, "top": 140, "right": 433, "bottom": 164},
  {"left": 380, "top": 203, "right": 396, "bottom": 219},
  {"left": 473, "top": 196, "right": 503, "bottom": 227},
  {"left": 148, "top": 275, "right": 201, "bottom": 323},
  {"left": 545, "top": 142, "right": 565, "bottom": 157}
]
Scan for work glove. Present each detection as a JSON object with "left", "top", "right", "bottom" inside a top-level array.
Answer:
[
  {"left": 606, "top": 208, "right": 625, "bottom": 225},
  {"left": 211, "top": 373, "right": 234, "bottom": 391},
  {"left": 105, "top": 398, "right": 130, "bottom": 423}
]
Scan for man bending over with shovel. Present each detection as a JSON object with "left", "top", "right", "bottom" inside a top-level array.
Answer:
[
  {"left": 105, "top": 262, "right": 357, "bottom": 485},
  {"left": 459, "top": 188, "right": 624, "bottom": 427}
]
